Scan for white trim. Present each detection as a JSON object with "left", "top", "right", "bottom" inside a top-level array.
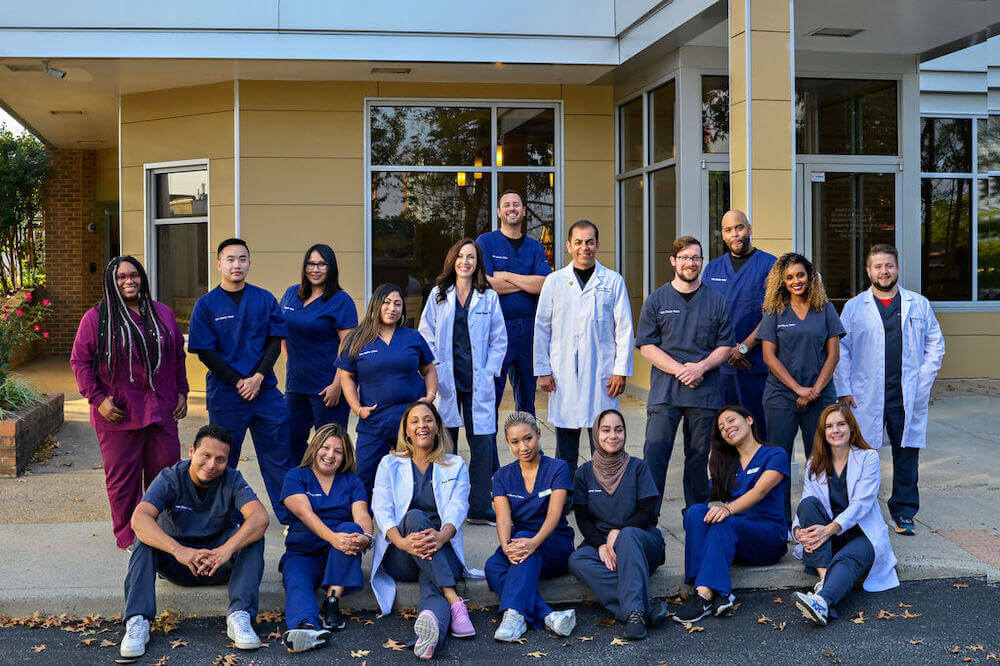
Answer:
[
  {"left": 117, "top": 94, "right": 123, "bottom": 257},
  {"left": 234, "top": 79, "right": 241, "bottom": 238},
  {"left": 788, "top": 0, "right": 797, "bottom": 251},
  {"left": 744, "top": 0, "right": 752, "bottom": 223}
]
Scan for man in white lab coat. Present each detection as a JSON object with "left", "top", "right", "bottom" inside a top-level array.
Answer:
[
  {"left": 834, "top": 244, "right": 945, "bottom": 536},
  {"left": 534, "top": 220, "right": 634, "bottom": 478}
]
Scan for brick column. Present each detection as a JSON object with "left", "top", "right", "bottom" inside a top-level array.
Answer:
[{"left": 43, "top": 149, "right": 105, "bottom": 355}]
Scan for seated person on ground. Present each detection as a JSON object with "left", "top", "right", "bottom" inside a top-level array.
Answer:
[
  {"left": 120, "top": 424, "right": 268, "bottom": 660},
  {"left": 279, "top": 423, "right": 373, "bottom": 654}
]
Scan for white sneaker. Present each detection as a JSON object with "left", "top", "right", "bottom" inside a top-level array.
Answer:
[
  {"left": 494, "top": 608, "right": 527, "bottom": 642},
  {"left": 794, "top": 591, "right": 829, "bottom": 627},
  {"left": 544, "top": 608, "right": 576, "bottom": 636},
  {"left": 281, "top": 626, "right": 331, "bottom": 653},
  {"left": 227, "top": 610, "right": 261, "bottom": 650},
  {"left": 413, "top": 610, "right": 439, "bottom": 660},
  {"left": 120, "top": 615, "right": 150, "bottom": 658}
]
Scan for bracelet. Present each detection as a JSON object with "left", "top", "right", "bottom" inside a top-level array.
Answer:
[
  {"left": 363, "top": 532, "right": 375, "bottom": 551},
  {"left": 722, "top": 505, "right": 733, "bottom": 516}
]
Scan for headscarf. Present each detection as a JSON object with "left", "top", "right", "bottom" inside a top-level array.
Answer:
[{"left": 591, "top": 410, "right": 630, "bottom": 495}]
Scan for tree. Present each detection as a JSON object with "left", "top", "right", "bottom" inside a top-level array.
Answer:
[{"left": 0, "top": 126, "right": 49, "bottom": 294}]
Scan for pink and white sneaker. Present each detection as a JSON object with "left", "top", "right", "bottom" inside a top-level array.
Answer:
[{"left": 449, "top": 599, "right": 476, "bottom": 638}]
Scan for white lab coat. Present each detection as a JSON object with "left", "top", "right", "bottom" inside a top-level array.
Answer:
[
  {"left": 533, "top": 261, "right": 634, "bottom": 429},
  {"left": 793, "top": 447, "right": 899, "bottom": 592},
  {"left": 369, "top": 452, "right": 484, "bottom": 617},
  {"left": 834, "top": 287, "right": 945, "bottom": 449},
  {"left": 418, "top": 286, "right": 507, "bottom": 435}
]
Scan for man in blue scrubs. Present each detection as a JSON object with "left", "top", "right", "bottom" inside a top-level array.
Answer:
[
  {"left": 478, "top": 190, "right": 551, "bottom": 416},
  {"left": 188, "top": 238, "right": 293, "bottom": 524},
  {"left": 702, "top": 210, "right": 776, "bottom": 439},
  {"left": 119, "top": 425, "right": 269, "bottom": 659},
  {"left": 638, "top": 237, "right": 734, "bottom": 507}
]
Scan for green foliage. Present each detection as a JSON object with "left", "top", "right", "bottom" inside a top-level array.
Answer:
[
  {"left": 0, "top": 293, "right": 52, "bottom": 404},
  {"left": 0, "top": 374, "right": 43, "bottom": 418},
  {"left": 0, "top": 125, "right": 49, "bottom": 294}
]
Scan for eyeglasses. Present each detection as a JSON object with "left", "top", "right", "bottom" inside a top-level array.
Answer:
[
  {"left": 675, "top": 255, "right": 703, "bottom": 263},
  {"left": 115, "top": 272, "right": 141, "bottom": 282},
  {"left": 306, "top": 262, "right": 329, "bottom": 269}
]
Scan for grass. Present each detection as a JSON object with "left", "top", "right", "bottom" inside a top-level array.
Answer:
[{"left": 0, "top": 374, "right": 44, "bottom": 418}]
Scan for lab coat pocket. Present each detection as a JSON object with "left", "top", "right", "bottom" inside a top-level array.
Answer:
[{"left": 594, "top": 288, "right": 613, "bottom": 324}]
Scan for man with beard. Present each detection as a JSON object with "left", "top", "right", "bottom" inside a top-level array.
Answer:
[
  {"left": 702, "top": 210, "right": 776, "bottom": 439},
  {"left": 637, "top": 237, "right": 734, "bottom": 507},
  {"left": 834, "top": 244, "right": 944, "bottom": 536}
]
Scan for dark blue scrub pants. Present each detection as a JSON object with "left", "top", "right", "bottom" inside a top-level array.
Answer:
[
  {"left": 280, "top": 521, "right": 364, "bottom": 630},
  {"left": 381, "top": 510, "right": 463, "bottom": 645},
  {"left": 355, "top": 403, "right": 409, "bottom": 501},
  {"left": 720, "top": 371, "right": 768, "bottom": 441},
  {"left": 643, "top": 404, "right": 715, "bottom": 508},
  {"left": 484, "top": 530, "right": 574, "bottom": 628},
  {"left": 567, "top": 526, "right": 665, "bottom": 621},
  {"left": 765, "top": 401, "right": 826, "bottom": 526},
  {"left": 884, "top": 406, "right": 919, "bottom": 521},
  {"left": 555, "top": 428, "right": 592, "bottom": 480},
  {"left": 123, "top": 528, "right": 264, "bottom": 620},
  {"left": 495, "top": 317, "right": 537, "bottom": 415},
  {"left": 446, "top": 390, "right": 498, "bottom": 520},
  {"left": 210, "top": 390, "right": 293, "bottom": 525},
  {"left": 682, "top": 504, "right": 787, "bottom": 596},
  {"left": 796, "top": 497, "right": 875, "bottom": 615},
  {"left": 285, "top": 391, "right": 349, "bottom": 465}
]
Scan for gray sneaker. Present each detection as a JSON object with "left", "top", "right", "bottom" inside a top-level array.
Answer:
[
  {"left": 119, "top": 615, "right": 149, "bottom": 658},
  {"left": 494, "top": 608, "right": 527, "bottom": 642},
  {"left": 544, "top": 609, "right": 576, "bottom": 636},
  {"left": 281, "top": 626, "right": 331, "bottom": 653}
]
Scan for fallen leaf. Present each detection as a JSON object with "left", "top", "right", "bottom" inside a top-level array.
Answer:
[
  {"left": 963, "top": 658, "right": 974, "bottom": 663},
  {"left": 901, "top": 609, "right": 923, "bottom": 619},
  {"left": 256, "top": 609, "right": 284, "bottom": 623},
  {"left": 578, "top": 635, "right": 594, "bottom": 642},
  {"left": 169, "top": 639, "right": 188, "bottom": 649},
  {"left": 266, "top": 631, "right": 282, "bottom": 640},
  {"left": 382, "top": 638, "right": 406, "bottom": 651},
  {"left": 908, "top": 639, "right": 924, "bottom": 645},
  {"left": 986, "top": 653, "right": 998, "bottom": 661},
  {"left": 772, "top": 622, "right": 786, "bottom": 632},
  {"left": 213, "top": 655, "right": 241, "bottom": 666},
  {"left": 152, "top": 657, "right": 170, "bottom": 666},
  {"left": 876, "top": 609, "right": 895, "bottom": 620},
  {"left": 952, "top": 581, "right": 970, "bottom": 589},
  {"left": 73, "top": 497, "right": 83, "bottom": 502},
  {"left": 967, "top": 646, "right": 986, "bottom": 653},
  {"left": 527, "top": 652, "right": 548, "bottom": 658},
  {"left": 562, "top": 642, "right": 571, "bottom": 647},
  {"left": 350, "top": 650, "right": 371, "bottom": 658},
  {"left": 100, "top": 639, "right": 117, "bottom": 647},
  {"left": 363, "top": 619, "right": 374, "bottom": 625},
  {"left": 898, "top": 602, "right": 913, "bottom": 608},
  {"left": 596, "top": 618, "right": 615, "bottom": 627},
  {"left": 730, "top": 601, "right": 741, "bottom": 613},
  {"left": 756, "top": 614, "right": 772, "bottom": 624},
  {"left": 682, "top": 622, "right": 704, "bottom": 634},
  {"left": 398, "top": 608, "right": 418, "bottom": 620},
  {"left": 31, "top": 645, "right": 46, "bottom": 653},
  {"left": 772, "top": 597, "right": 784, "bottom": 604},
  {"left": 950, "top": 646, "right": 963, "bottom": 654},
  {"left": 510, "top": 638, "right": 527, "bottom": 644},
  {"left": 78, "top": 637, "right": 98, "bottom": 646},
  {"left": 610, "top": 637, "right": 629, "bottom": 645},
  {"left": 849, "top": 611, "right": 866, "bottom": 624}
]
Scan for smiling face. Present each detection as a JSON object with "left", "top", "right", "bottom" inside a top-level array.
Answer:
[
  {"left": 566, "top": 224, "right": 598, "bottom": 270},
  {"left": 379, "top": 290, "right": 403, "bottom": 327},
  {"left": 505, "top": 423, "right": 541, "bottom": 464},
  {"left": 188, "top": 437, "right": 230, "bottom": 487},
  {"left": 866, "top": 252, "right": 899, "bottom": 293},
  {"left": 669, "top": 243, "right": 704, "bottom": 284},
  {"left": 721, "top": 211, "right": 751, "bottom": 257},
  {"left": 595, "top": 412, "right": 626, "bottom": 454},
  {"left": 717, "top": 409, "right": 753, "bottom": 447},
  {"left": 783, "top": 263, "right": 809, "bottom": 299},
  {"left": 313, "top": 436, "right": 345, "bottom": 475},
  {"left": 405, "top": 403, "right": 438, "bottom": 452},
  {"left": 454, "top": 243, "right": 478, "bottom": 280},
  {"left": 824, "top": 410, "right": 851, "bottom": 450},
  {"left": 114, "top": 260, "right": 142, "bottom": 303},
  {"left": 217, "top": 243, "right": 250, "bottom": 285},
  {"left": 497, "top": 192, "right": 525, "bottom": 228},
  {"left": 305, "top": 250, "right": 329, "bottom": 288}
]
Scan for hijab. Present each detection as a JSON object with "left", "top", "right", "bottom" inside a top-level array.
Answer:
[{"left": 591, "top": 410, "right": 630, "bottom": 495}]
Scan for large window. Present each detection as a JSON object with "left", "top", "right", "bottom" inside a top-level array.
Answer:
[
  {"left": 368, "top": 102, "right": 558, "bottom": 320},
  {"left": 921, "top": 116, "right": 998, "bottom": 302},
  {"left": 616, "top": 80, "right": 676, "bottom": 322},
  {"left": 147, "top": 164, "right": 209, "bottom": 332}
]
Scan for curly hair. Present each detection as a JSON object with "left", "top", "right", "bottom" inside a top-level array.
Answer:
[{"left": 763, "top": 252, "right": 829, "bottom": 315}]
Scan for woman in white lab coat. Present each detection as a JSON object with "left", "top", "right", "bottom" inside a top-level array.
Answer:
[
  {"left": 418, "top": 238, "right": 507, "bottom": 524},
  {"left": 791, "top": 403, "right": 898, "bottom": 626}
]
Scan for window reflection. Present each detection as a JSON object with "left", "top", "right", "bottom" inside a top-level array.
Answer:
[
  {"left": 156, "top": 222, "right": 207, "bottom": 332},
  {"left": 650, "top": 82, "right": 675, "bottom": 163},
  {"left": 621, "top": 177, "right": 643, "bottom": 323},
  {"left": 620, "top": 97, "right": 643, "bottom": 172},
  {"left": 651, "top": 167, "right": 676, "bottom": 287},
  {"left": 498, "top": 172, "right": 556, "bottom": 267},
  {"left": 921, "top": 177, "right": 972, "bottom": 301},
  {"left": 497, "top": 108, "right": 554, "bottom": 167},
  {"left": 154, "top": 170, "right": 207, "bottom": 219},
  {"left": 795, "top": 79, "right": 898, "bottom": 155},
  {"left": 708, "top": 171, "right": 731, "bottom": 260},
  {"left": 978, "top": 177, "right": 1000, "bottom": 300},
  {"left": 702, "top": 76, "right": 730, "bottom": 154},
  {"left": 370, "top": 106, "right": 491, "bottom": 166},
  {"left": 921, "top": 118, "right": 972, "bottom": 173}
]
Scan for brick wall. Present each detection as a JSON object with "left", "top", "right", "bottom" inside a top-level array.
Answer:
[{"left": 43, "top": 149, "right": 106, "bottom": 355}]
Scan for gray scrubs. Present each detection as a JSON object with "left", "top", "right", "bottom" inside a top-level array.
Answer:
[{"left": 636, "top": 284, "right": 735, "bottom": 505}]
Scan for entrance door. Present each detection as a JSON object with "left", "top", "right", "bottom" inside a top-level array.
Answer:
[{"left": 798, "top": 165, "right": 900, "bottom": 307}]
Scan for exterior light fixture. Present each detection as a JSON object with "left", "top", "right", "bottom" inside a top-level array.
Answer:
[
  {"left": 474, "top": 157, "right": 483, "bottom": 179},
  {"left": 457, "top": 172, "right": 467, "bottom": 186},
  {"left": 43, "top": 60, "right": 66, "bottom": 79},
  {"left": 496, "top": 146, "right": 503, "bottom": 166}
]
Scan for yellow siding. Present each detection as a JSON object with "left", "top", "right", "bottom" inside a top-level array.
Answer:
[
  {"left": 95, "top": 148, "right": 118, "bottom": 202},
  {"left": 936, "top": 312, "right": 1000, "bottom": 379}
]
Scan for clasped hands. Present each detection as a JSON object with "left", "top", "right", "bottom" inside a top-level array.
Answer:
[
  {"left": 329, "top": 531, "right": 370, "bottom": 556},
  {"left": 794, "top": 385, "right": 821, "bottom": 409},
  {"left": 502, "top": 536, "right": 539, "bottom": 565},
  {"left": 175, "top": 544, "right": 234, "bottom": 577},
  {"left": 795, "top": 523, "right": 835, "bottom": 553},
  {"left": 675, "top": 361, "right": 706, "bottom": 389},
  {"left": 236, "top": 373, "right": 264, "bottom": 401},
  {"left": 401, "top": 528, "right": 447, "bottom": 560}
]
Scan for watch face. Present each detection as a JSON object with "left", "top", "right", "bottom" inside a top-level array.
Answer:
[{"left": 739, "top": 344, "right": 749, "bottom": 355}]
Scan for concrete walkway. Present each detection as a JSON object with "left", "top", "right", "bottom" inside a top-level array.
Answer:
[{"left": 2, "top": 356, "right": 998, "bottom": 617}]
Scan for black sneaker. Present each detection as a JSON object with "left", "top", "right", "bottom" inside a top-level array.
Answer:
[
  {"left": 711, "top": 593, "right": 736, "bottom": 617},
  {"left": 624, "top": 610, "right": 647, "bottom": 640},
  {"left": 671, "top": 594, "right": 712, "bottom": 624},
  {"left": 893, "top": 516, "right": 916, "bottom": 536},
  {"left": 320, "top": 595, "right": 346, "bottom": 631},
  {"left": 281, "top": 624, "right": 331, "bottom": 653},
  {"left": 647, "top": 598, "right": 668, "bottom": 627}
]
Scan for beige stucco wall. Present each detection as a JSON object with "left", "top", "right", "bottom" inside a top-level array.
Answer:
[
  {"left": 935, "top": 312, "right": 1000, "bottom": 379},
  {"left": 95, "top": 148, "right": 118, "bottom": 202}
]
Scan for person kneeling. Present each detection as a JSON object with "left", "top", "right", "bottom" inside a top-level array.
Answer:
[
  {"left": 486, "top": 412, "right": 576, "bottom": 642},
  {"left": 674, "top": 405, "right": 788, "bottom": 624},
  {"left": 279, "top": 423, "right": 373, "bottom": 653},
  {"left": 120, "top": 425, "right": 268, "bottom": 659},
  {"left": 792, "top": 404, "right": 898, "bottom": 626},
  {"left": 568, "top": 409, "right": 668, "bottom": 641}
]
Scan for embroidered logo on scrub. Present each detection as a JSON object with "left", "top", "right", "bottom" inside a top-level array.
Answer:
[
  {"left": 659, "top": 309, "right": 681, "bottom": 315},
  {"left": 213, "top": 314, "right": 236, "bottom": 322},
  {"left": 777, "top": 323, "right": 796, "bottom": 328},
  {"left": 745, "top": 467, "right": 760, "bottom": 475}
]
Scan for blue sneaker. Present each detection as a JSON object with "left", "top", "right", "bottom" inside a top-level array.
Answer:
[
  {"left": 794, "top": 591, "right": 828, "bottom": 626},
  {"left": 893, "top": 516, "right": 916, "bottom": 535}
]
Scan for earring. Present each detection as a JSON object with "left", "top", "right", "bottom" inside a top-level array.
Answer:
[{"left": 405, "top": 435, "right": 412, "bottom": 443}]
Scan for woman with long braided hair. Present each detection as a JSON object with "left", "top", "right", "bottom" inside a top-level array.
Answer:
[{"left": 71, "top": 256, "right": 189, "bottom": 549}]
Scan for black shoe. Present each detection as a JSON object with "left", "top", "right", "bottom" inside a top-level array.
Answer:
[
  {"left": 711, "top": 593, "right": 736, "bottom": 617},
  {"left": 671, "top": 594, "right": 712, "bottom": 624},
  {"left": 647, "top": 598, "right": 668, "bottom": 627},
  {"left": 466, "top": 510, "right": 497, "bottom": 526},
  {"left": 893, "top": 516, "right": 916, "bottom": 536},
  {"left": 281, "top": 624, "right": 331, "bottom": 653},
  {"left": 320, "top": 595, "right": 346, "bottom": 631},
  {"left": 624, "top": 610, "right": 647, "bottom": 640}
]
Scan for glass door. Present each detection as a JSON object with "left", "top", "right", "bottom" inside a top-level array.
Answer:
[{"left": 702, "top": 167, "right": 731, "bottom": 261}]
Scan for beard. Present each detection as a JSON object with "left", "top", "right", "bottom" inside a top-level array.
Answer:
[
  {"left": 727, "top": 237, "right": 751, "bottom": 257},
  {"left": 873, "top": 276, "right": 898, "bottom": 292},
  {"left": 676, "top": 269, "right": 699, "bottom": 283}
]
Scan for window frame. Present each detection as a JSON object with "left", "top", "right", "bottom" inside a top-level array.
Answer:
[
  {"left": 363, "top": 98, "right": 563, "bottom": 303},
  {"left": 143, "top": 159, "right": 211, "bottom": 329}
]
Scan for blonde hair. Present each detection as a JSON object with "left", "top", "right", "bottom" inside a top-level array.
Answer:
[
  {"left": 763, "top": 252, "right": 829, "bottom": 315},
  {"left": 300, "top": 422, "right": 357, "bottom": 474},
  {"left": 503, "top": 411, "right": 541, "bottom": 439},
  {"left": 394, "top": 401, "right": 454, "bottom": 466}
]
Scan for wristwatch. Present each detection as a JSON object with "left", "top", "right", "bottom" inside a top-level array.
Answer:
[{"left": 738, "top": 343, "right": 749, "bottom": 355}]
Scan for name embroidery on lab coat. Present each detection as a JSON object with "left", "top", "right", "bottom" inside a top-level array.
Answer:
[
  {"left": 306, "top": 491, "right": 323, "bottom": 498},
  {"left": 507, "top": 493, "right": 526, "bottom": 500},
  {"left": 283, "top": 306, "right": 296, "bottom": 312},
  {"left": 213, "top": 314, "right": 235, "bottom": 322},
  {"left": 492, "top": 254, "right": 509, "bottom": 260}
]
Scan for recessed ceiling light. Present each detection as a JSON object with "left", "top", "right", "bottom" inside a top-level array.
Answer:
[
  {"left": 50, "top": 109, "right": 85, "bottom": 115},
  {"left": 75, "top": 139, "right": 104, "bottom": 144},
  {"left": 370, "top": 67, "right": 411, "bottom": 75},
  {"left": 808, "top": 27, "right": 864, "bottom": 38}
]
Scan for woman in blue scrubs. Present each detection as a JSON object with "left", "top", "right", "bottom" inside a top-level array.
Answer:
[
  {"left": 673, "top": 405, "right": 788, "bottom": 624},
  {"left": 280, "top": 244, "right": 358, "bottom": 462},
  {"left": 337, "top": 283, "right": 438, "bottom": 498},
  {"left": 279, "top": 423, "right": 372, "bottom": 653},
  {"left": 567, "top": 409, "right": 668, "bottom": 641},
  {"left": 486, "top": 412, "right": 576, "bottom": 642},
  {"left": 759, "top": 253, "right": 845, "bottom": 526}
]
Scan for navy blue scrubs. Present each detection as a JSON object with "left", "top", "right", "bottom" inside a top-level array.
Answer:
[
  {"left": 188, "top": 284, "right": 293, "bottom": 524},
  {"left": 279, "top": 466, "right": 367, "bottom": 630},
  {"left": 682, "top": 445, "right": 788, "bottom": 596},
  {"left": 759, "top": 302, "right": 845, "bottom": 524},
  {"left": 279, "top": 286, "right": 359, "bottom": 462},
  {"left": 477, "top": 230, "right": 551, "bottom": 415},
  {"left": 484, "top": 455, "right": 575, "bottom": 627},
  {"left": 703, "top": 249, "right": 776, "bottom": 439},
  {"left": 335, "top": 327, "right": 434, "bottom": 497}
]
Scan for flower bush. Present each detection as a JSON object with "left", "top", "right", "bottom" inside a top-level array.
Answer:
[{"left": 0, "top": 292, "right": 51, "bottom": 413}]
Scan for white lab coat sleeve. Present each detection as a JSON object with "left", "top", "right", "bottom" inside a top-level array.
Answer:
[
  {"left": 441, "top": 457, "right": 471, "bottom": 529},
  {"left": 791, "top": 468, "right": 824, "bottom": 534},
  {"left": 371, "top": 456, "right": 398, "bottom": 534},
  {"left": 917, "top": 301, "right": 945, "bottom": 400},
  {"left": 417, "top": 289, "right": 440, "bottom": 354},
  {"left": 485, "top": 293, "right": 507, "bottom": 378},
  {"left": 834, "top": 299, "right": 855, "bottom": 398},
  {"left": 533, "top": 276, "right": 554, "bottom": 376},
  {"left": 833, "top": 450, "right": 880, "bottom": 535},
  {"left": 611, "top": 277, "right": 635, "bottom": 377}
]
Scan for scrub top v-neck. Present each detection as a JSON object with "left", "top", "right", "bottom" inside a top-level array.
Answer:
[
  {"left": 280, "top": 466, "right": 367, "bottom": 552},
  {"left": 728, "top": 445, "right": 789, "bottom": 526},
  {"left": 492, "top": 454, "right": 574, "bottom": 539},
  {"left": 280, "top": 287, "right": 358, "bottom": 395},
  {"left": 409, "top": 461, "right": 441, "bottom": 529},
  {"left": 452, "top": 293, "right": 473, "bottom": 393}
]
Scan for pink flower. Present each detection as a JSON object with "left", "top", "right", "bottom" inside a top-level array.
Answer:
[
  {"left": 15, "top": 309, "right": 23, "bottom": 316},
  {"left": 33, "top": 324, "right": 41, "bottom": 331},
  {"left": 42, "top": 299, "right": 51, "bottom": 306},
  {"left": 43, "top": 331, "right": 50, "bottom": 339},
  {"left": 24, "top": 293, "right": 32, "bottom": 301},
  {"left": 1, "top": 313, "right": 8, "bottom": 320}
]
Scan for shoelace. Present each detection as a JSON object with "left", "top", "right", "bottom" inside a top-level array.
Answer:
[
  {"left": 231, "top": 612, "right": 253, "bottom": 633},
  {"left": 627, "top": 610, "right": 645, "bottom": 624},
  {"left": 125, "top": 621, "right": 145, "bottom": 640},
  {"left": 501, "top": 610, "right": 521, "bottom": 627}
]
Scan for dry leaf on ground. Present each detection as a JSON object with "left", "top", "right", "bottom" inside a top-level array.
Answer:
[
  {"left": 849, "top": 612, "right": 866, "bottom": 624},
  {"left": 610, "top": 637, "right": 629, "bottom": 645},
  {"left": 527, "top": 652, "right": 547, "bottom": 658},
  {"left": 152, "top": 657, "right": 170, "bottom": 666},
  {"left": 100, "top": 639, "right": 116, "bottom": 647},
  {"left": 756, "top": 614, "right": 772, "bottom": 624},
  {"left": 772, "top": 622, "right": 787, "bottom": 631},
  {"left": 772, "top": 597, "right": 784, "bottom": 604},
  {"left": 908, "top": 639, "right": 924, "bottom": 645},
  {"left": 382, "top": 638, "right": 406, "bottom": 651},
  {"left": 213, "top": 655, "right": 241, "bottom": 666},
  {"left": 876, "top": 609, "right": 895, "bottom": 620},
  {"left": 952, "top": 581, "right": 970, "bottom": 589},
  {"left": 683, "top": 622, "right": 705, "bottom": 633},
  {"left": 900, "top": 609, "right": 922, "bottom": 619},
  {"left": 578, "top": 636, "right": 594, "bottom": 641},
  {"left": 510, "top": 638, "right": 528, "bottom": 644},
  {"left": 596, "top": 618, "right": 615, "bottom": 627},
  {"left": 30, "top": 645, "right": 46, "bottom": 653},
  {"left": 169, "top": 639, "right": 188, "bottom": 649},
  {"left": 350, "top": 649, "right": 371, "bottom": 658}
]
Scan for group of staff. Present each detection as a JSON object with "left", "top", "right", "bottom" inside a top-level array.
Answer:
[{"left": 69, "top": 190, "right": 946, "bottom": 660}]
